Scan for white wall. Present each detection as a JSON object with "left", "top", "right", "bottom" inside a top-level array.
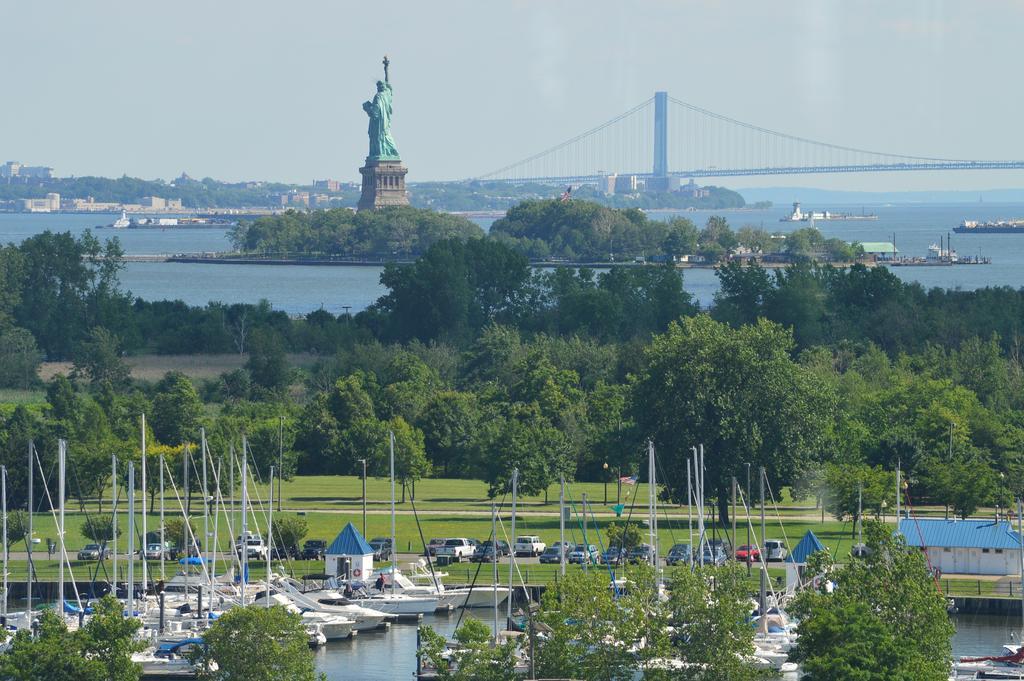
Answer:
[
  {"left": 924, "top": 547, "right": 1020, "bottom": 576},
  {"left": 326, "top": 553, "right": 374, "bottom": 579}
]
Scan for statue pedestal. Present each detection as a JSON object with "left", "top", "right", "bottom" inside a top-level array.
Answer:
[{"left": 357, "top": 159, "right": 409, "bottom": 211}]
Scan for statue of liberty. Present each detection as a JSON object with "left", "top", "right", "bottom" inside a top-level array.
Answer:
[{"left": 363, "top": 56, "right": 400, "bottom": 161}]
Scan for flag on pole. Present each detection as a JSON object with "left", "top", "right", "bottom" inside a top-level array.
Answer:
[
  {"left": 619, "top": 475, "right": 638, "bottom": 485},
  {"left": 560, "top": 185, "right": 573, "bottom": 202}
]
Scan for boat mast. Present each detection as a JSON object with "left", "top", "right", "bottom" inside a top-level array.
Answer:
[
  {"left": 492, "top": 501, "right": 499, "bottom": 642},
  {"left": 507, "top": 468, "right": 518, "bottom": 630},
  {"left": 648, "top": 441, "right": 657, "bottom": 566},
  {"left": 112, "top": 454, "right": 118, "bottom": 591},
  {"left": 141, "top": 414, "right": 147, "bottom": 597},
  {"left": 159, "top": 450, "right": 165, "bottom": 581},
  {"left": 1018, "top": 497, "right": 1024, "bottom": 636},
  {"left": 2, "top": 465, "right": 8, "bottom": 621},
  {"left": 687, "top": 458, "right": 693, "bottom": 568},
  {"left": 128, "top": 462, "right": 135, "bottom": 619},
  {"left": 389, "top": 430, "right": 396, "bottom": 596},
  {"left": 266, "top": 466, "right": 274, "bottom": 608},
  {"left": 759, "top": 466, "right": 767, "bottom": 633},
  {"left": 58, "top": 439, "right": 65, "bottom": 613},
  {"left": 559, "top": 476, "right": 566, "bottom": 577},
  {"left": 202, "top": 429, "right": 211, "bottom": 596},
  {"left": 26, "top": 441, "right": 32, "bottom": 620},
  {"left": 240, "top": 436, "right": 248, "bottom": 607},
  {"left": 858, "top": 482, "right": 863, "bottom": 548}
]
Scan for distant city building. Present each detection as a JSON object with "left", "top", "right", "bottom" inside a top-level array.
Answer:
[
  {"left": 278, "top": 191, "right": 310, "bottom": 207},
  {"left": 1, "top": 162, "right": 21, "bottom": 179},
  {"left": 646, "top": 176, "right": 681, "bottom": 193},
  {"left": 600, "top": 174, "right": 617, "bottom": 195},
  {"left": 2, "top": 161, "right": 53, "bottom": 180},
  {"left": 310, "top": 193, "right": 332, "bottom": 208},
  {"left": 314, "top": 179, "right": 342, "bottom": 192},
  {"left": 139, "top": 196, "right": 183, "bottom": 210},
  {"left": 679, "top": 178, "right": 709, "bottom": 198},
  {"left": 614, "top": 175, "right": 641, "bottom": 194},
  {"left": 21, "top": 193, "right": 60, "bottom": 212}
]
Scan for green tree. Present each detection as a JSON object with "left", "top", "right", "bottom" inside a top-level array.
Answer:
[
  {"left": 630, "top": 316, "right": 835, "bottom": 524},
  {"left": 663, "top": 564, "right": 777, "bottom": 681},
  {"left": 194, "top": 605, "right": 324, "bottom": 681},
  {"left": 246, "top": 328, "right": 290, "bottom": 392},
  {"left": 272, "top": 514, "right": 308, "bottom": 552},
  {"left": 822, "top": 463, "right": 894, "bottom": 535},
  {"left": 0, "top": 327, "right": 41, "bottom": 389},
  {"left": 790, "top": 522, "right": 954, "bottom": 681},
  {"left": 605, "top": 521, "right": 642, "bottom": 550},
  {"left": 80, "top": 594, "right": 145, "bottom": 681},
  {"left": 536, "top": 568, "right": 663, "bottom": 681},
  {"left": 419, "top": 618, "right": 519, "bottom": 681},
  {"left": 71, "top": 326, "right": 131, "bottom": 385},
  {"left": 151, "top": 372, "right": 202, "bottom": 445},
  {"left": 417, "top": 390, "right": 481, "bottom": 477},
  {"left": 0, "top": 610, "right": 104, "bottom": 680},
  {"left": 82, "top": 515, "right": 119, "bottom": 544}
]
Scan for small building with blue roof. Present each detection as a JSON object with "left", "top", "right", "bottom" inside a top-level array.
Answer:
[
  {"left": 898, "top": 517, "right": 1022, "bottom": 576},
  {"left": 325, "top": 522, "right": 375, "bottom": 580},
  {"left": 785, "top": 530, "right": 827, "bottom": 589}
]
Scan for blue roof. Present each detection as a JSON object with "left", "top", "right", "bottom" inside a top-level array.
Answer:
[
  {"left": 898, "top": 518, "right": 1022, "bottom": 550},
  {"left": 326, "top": 522, "right": 373, "bottom": 556},
  {"left": 786, "top": 530, "right": 826, "bottom": 564}
]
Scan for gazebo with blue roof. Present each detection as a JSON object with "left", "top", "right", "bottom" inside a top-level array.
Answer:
[
  {"left": 785, "top": 530, "right": 826, "bottom": 589},
  {"left": 325, "top": 522, "right": 375, "bottom": 580}
]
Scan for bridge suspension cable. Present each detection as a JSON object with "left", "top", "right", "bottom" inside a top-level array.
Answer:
[{"left": 470, "top": 92, "right": 1024, "bottom": 184}]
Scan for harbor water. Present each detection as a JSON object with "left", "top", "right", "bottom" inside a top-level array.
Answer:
[
  {"left": 3, "top": 203, "right": 1024, "bottom": 315},
  {"left": 308, "top": 609, "right": 1020, "bottom": 679}
]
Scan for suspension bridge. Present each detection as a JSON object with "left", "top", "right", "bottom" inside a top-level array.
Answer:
[{"left": 469, "top": 92, "right": 1024, "bottom": 186}]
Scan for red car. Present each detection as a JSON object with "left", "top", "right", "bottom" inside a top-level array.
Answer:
[{"left": 734, "top": 545, "right": 760, "bottom": 562}]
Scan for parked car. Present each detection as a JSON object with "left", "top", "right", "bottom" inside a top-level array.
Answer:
[
  {"left": 700, "top": 546, "right": 728, "bottom": 566},
  {"left": 470, "top": 540, "right": 510, "bottom": 563},
  {"left": 513, "top": 535, "right": 546, "bottom": 557},
  {"left": 708, "top": 539, "right": 732, "bottom": 559},
  {"left": 567, "top": 544, "right": 599, "bottom": 564},
  {"left": 143, "top": 542, "right": 174, "bottom": 561},
  {"left": 236, "top": 535, "right": 267, "bottom": 560},
  {"left": 436, "top": 538, "right": 475, "bottom": 562},
  {"left": 369, "top": 537, "right": 392, "bottom": 561},
  {"left": 426, "top": 538, "right": 447, "bottom": 557},
  {"left": 301, "top": 540, "right": 327, "bottom": 560},
  {"left": 763, "top": 540, "right": 788, "bottom": 562},
  {"left": 600, "top": 547, "right": 628, "bottom": 566},
  {"left": 271, "top": 544, "right": 298, "bottom": 560},
  {"left": 735, "top": 545, "right": 761, "bottom": 562},
  {"left": 628, "top": 544, "right": 655, "bottom": 564},
  {"left": 539, "top": 546, "right": 566, "bottom": 564},
  {"left": 77, "top": 543, "right": 109, "bottom": 561},
  {"left": 666, "top": 543, "right": 692, "bottom": 566},
  {"left": 851, "top": 543, "right": 872, "bottom": 559}
]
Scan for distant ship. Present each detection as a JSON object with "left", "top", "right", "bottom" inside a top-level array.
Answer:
[
  {"left": 107, "top": 210, "right": 131, "bottom": 229},
  {"left": 953, "top": 218, "right": 1024, "bottom": 234},
  {"left": 780, "top": 201, "right": 878, "bottom": 222}
]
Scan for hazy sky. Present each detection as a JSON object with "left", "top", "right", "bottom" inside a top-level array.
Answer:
[{"left": 2, "top": 1, "right": 1022, "bottom": 191}]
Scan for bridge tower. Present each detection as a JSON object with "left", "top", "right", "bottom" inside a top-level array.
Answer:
[{"left": 653, "top": 91, "right": 668, "bottom": 178}]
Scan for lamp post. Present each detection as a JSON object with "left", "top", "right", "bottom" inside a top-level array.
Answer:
[
  {"left": 603, "top": 463, "right": 609, "bottom": 504},
  {"left": 358, "top": 459, "right": 367, "bottom": 537},
  {"left": 881, "top": 500, "right": 888, "bottom": 523}
]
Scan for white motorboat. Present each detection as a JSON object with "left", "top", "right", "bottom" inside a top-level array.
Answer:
[
  {"left": 275, "top": 577, "right": 389, "bottom": 631},
  {"left": 267, "top": 593, "right": 355, "bottom": 641},
  {"left": 374, "top": 565, "right": 509, "bottom": 609}
]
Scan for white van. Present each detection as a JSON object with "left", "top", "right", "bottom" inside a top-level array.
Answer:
[{"left": 764, "top": 540, "right": 788, "bottom": 562}]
